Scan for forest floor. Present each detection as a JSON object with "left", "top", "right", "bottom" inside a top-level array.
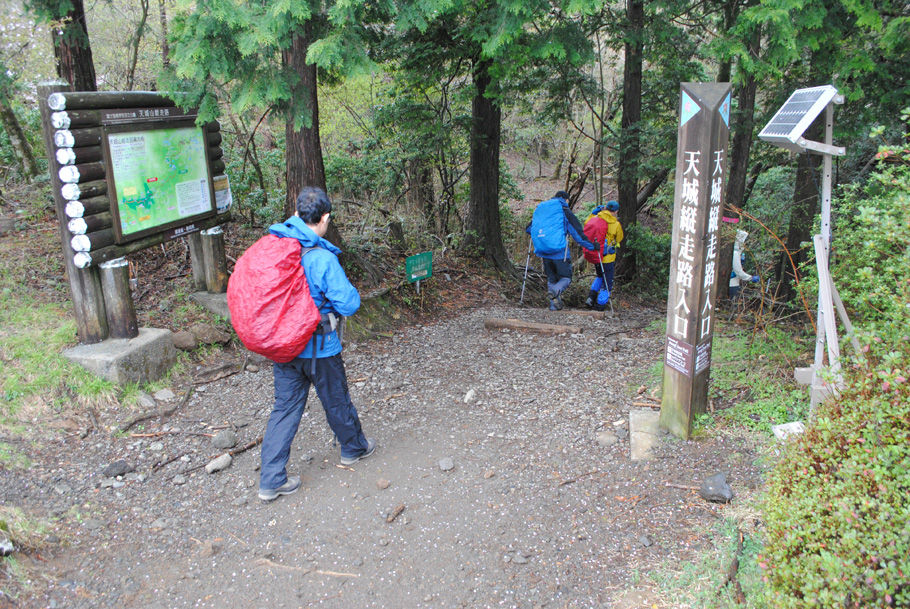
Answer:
[{"left": 1, "top": 177, "right": 768, "bottom": 609}]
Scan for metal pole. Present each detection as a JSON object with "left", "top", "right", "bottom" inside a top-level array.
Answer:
[{"left": 519, "top": 237, "right": 532, "bottom": 304}]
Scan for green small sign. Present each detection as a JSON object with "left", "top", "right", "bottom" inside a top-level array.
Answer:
[{"left": 405, "top": 251, "right": 433, "bottom": 283}]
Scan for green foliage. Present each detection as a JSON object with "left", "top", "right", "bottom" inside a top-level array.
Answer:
[
  {"left": 705, "top": 322, "right": 810, "bottom": 434},
  {"left": 762, "top": 342, "right": 909, "bottom": 607},
  {"left": 826, "top": 159, "right": 909, "bottom": 337},
  {"left": 650, "top": 519, "right": 773, "bottom": 609},
  {"left": 761, "top": 159, "right": 910, "bottom": 607},
  {"left": 622, "top": 224, "right": 671, "bottom": 298}
]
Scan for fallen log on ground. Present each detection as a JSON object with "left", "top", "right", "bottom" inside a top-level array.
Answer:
[{"left": 483, "top": 318, "right": 582, "bottom": 335}]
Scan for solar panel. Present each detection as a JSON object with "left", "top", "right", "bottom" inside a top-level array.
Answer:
[{"left": 759, "top": 85, "right": 839, "bottom": 152}]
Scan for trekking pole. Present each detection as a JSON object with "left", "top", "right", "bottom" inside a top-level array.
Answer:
[{"left": 519, "top": 236, "right": 532, "bottom": 304}]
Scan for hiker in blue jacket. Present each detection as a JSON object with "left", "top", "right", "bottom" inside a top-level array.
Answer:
[
  {"left": 258, "top": 187, "right": 375, "bottom": 502},
  {"left": 526, "top": 191, "right": 595, "bottom": 310}
]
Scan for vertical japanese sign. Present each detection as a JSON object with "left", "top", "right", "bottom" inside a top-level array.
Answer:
[{"left": 659, "top": 83, "right": 731, "bottom": 440}]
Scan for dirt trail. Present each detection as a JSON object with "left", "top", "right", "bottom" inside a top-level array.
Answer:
[{"left": 4, "top": 303, "right": 761, "bottom": 609}]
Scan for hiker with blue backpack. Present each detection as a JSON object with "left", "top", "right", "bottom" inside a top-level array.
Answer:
[
  {"left": 234, "top": 187, "right": 375, "bottom": 502},
  {"left": 526, "top": 191, "right": 595, "bottom": 310},
  {"left": 581, "top": 200, "right": 624, "bottom": 310}
]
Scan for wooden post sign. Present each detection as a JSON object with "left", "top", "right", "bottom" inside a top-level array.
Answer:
[
  {"left": 659, "top": 83, "right": 732, "bottom": 440},
  {"left": 38, "top": 84, "right": 233, "bottom": 343}
]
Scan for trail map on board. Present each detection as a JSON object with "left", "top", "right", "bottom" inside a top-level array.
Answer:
[{"left": 108, "top": 126, "right": 212, "bottom": 236}]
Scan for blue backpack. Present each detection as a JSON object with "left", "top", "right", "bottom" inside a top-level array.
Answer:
[{"left": 529, "top": 198, "right": 568, "bottom": 257}]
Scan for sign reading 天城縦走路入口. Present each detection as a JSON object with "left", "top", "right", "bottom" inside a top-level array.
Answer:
[
  {"left": 405, "top": 252, "right": 433, "bottom": 283},
  {"left": 659, "top": 82, "right": 731, "bottom": 440}
]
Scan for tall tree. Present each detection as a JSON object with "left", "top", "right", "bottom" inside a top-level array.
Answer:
[
  {"left": 26, "top": 0, "right": 97, "bottom": 91},
  {"left": 364, "top": 0, "right": 597, "bottom": 271},
  {"left": 710, "top": 1, "right": 763, "bottom": 300},
  {"left": 164, "top": 0, "right": 341, "bottom": 243},
  {"left": 0, "top": 63, "right": 40, "bottom": 179},
  {"left": 615, "top": 0, "right": 643, "bottom": 274},
  {"left": 743, "top": 0, "right": 910, "bottom": 298}
]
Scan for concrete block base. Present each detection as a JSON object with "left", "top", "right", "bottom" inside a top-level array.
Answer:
[
  {"left": 190, "top": 291, "right": 230, "bottom": 321},
  {"left": 63, "top": 327, "right": 176, "bottom": 385},
  {"left": 629, "top": 408, "right": 661, "bottom": 461},
  {"left": 794, "top": 366, "right": 815, "bottom": 385}
]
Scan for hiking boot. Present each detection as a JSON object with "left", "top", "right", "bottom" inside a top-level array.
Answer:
[
  {"left": 340, "top": 438, "right": 376, "bottom": 466},
  {"left": 584, "top": 291, "right": 596, "bottom": 308},
  {"left": 258, "top": 475, "right": 301, "bottom": 502},
  {"left": 553, "top": 295, "right": 564, "bottom": 310}
]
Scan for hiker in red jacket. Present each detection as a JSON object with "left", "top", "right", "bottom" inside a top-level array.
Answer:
[{"left": 582, "top": 200, "right": 624, "bottom": 310}]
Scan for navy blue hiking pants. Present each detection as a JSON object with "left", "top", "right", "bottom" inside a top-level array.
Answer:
[
  {"left": 542, "top": 258, "right": 572, "bottom": 295},
  {"left": 260, "top": 354, "right": 369, "bottom": 490}
]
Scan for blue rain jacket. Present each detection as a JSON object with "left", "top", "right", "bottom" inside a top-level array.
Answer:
[{"left": 268, "top": 216, "right": 360, "bottom": 359}]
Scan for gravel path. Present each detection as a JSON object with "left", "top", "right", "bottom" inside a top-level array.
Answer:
[{"left": 5, "top": 303, "right": 762, "bottom": 608}]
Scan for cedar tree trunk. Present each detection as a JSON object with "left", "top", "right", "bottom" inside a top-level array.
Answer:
[
  {"left": 464, "top": 58, "right": 511, "bottom": 272},
  {"left": 615, "top": 0, "right": 643, "bottom": 277},
  {"left": 51, "top": 0, "right": 97, "bottom": 91}
]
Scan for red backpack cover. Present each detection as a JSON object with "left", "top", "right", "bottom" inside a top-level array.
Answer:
[
  {"left": 227, "top": 235, "right": 321, "bottom": 363},
  {"left": 582, "top": 215, "right": 608, "bottom": 263}
]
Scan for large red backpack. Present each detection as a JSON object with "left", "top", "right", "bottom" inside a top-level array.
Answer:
[
  {"left": 582, "top": 215, "right": 608, "bottom": 263},
  {"left": 227, "top": 235, "right": 321, "bottom": 363}
]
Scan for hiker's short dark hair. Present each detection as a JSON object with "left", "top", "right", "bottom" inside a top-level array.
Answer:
[
  {"left": 554, "top": 190, "right": 570, "bottom": 201},
  {"left": 296, "top": 187, "right": 332, "bottom": 224}
]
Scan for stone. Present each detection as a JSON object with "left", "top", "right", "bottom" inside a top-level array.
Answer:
[
  {"left": 102, "top": 460, "right": 134, "bottom": 478},
  {"left": 199, "top": 540, "right": 222, "bottom": 558},
  {"left": 772, "top": 421, "right": 805, "bottom": 440},
  {"left": 438, "top": 457, "right": 455, "bottom": 472},
  {"left": 189, "top": 292, "right": 230, "bottom": 320},
  {"left": 513, "top": 553, "right": 528, "bottom": 565},
  {"left": 639, "top": 535, "right": 653, "bottom": 547},
  {"left": 700, "top": 472, "right": 733, "bottom": 503},
  {"left": 205, "top": 453, "right": 232, "bottom": 474},
  {"left": 136, "top": 392, "right": 156, "bottom": 409},
  {"left": 245, "top": 364, "right": 260, "bottom": 373},
  {"left": 212, "top": 430, "right": 239, "bottom": 450},
  {"left": 173, "top": 475, "right": 187, "bottom": 485},
  {"left": 153, "top": 388, "right": 176, "bottom": 401},
  {"left": 376, "top": 478, "right": 391, "bottom": 490},
  {"left": 83, "top": 519, "right": 104, "bottom": 531},
  {"left": 189, "top": 323, "right": 231, "bottom": 345},
  {"left": 483, "top": 469, "right": 495, "bottom": 479},
  {"left": 595, "top": 431, "right": 618, "bottom": 447},
  {"left": 0, "top": 217, "right": 16, "bottom": 237},
  {"left": 171, "top": 331, "right": 197, "bottom": 351},
  {"left": 149, "top": 442, "right": 164, "bottom": 451},
  {"left": 63, "top": 328, "right": 177, "bottom": 386},
  {"left": 463, "top": 389, "right": 476, "bottom": 404}
]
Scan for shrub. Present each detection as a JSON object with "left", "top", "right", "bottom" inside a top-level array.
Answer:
[
  {"left": 623, "top": 224, "right": 672, "bottom": 298},
  {"left": 761, "top": 155, "right": 909, "bottom": 607},
  {"left": 761, "top": 337, "right": 909, "bottom": 607}
]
